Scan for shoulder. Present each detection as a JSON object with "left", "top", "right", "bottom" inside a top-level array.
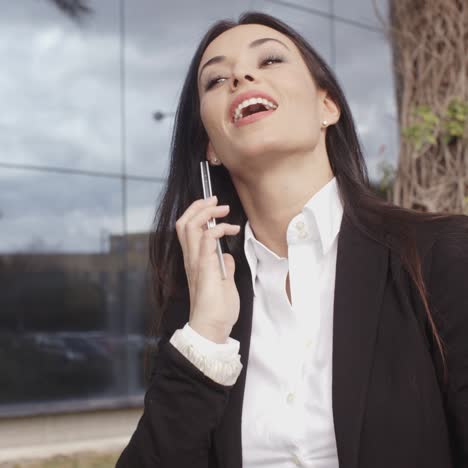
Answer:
[
  {"left": 426, "top": 215, "right": 468, "bottom": 283},
  {"left": 386, "top": 213, "right": 468, "bottom": 290},
  {"left": 410, "top": 214, "right": 468, "bottom": 268},
  {"left": 406, "top": 214, "right": 468, "bottom": 314}
]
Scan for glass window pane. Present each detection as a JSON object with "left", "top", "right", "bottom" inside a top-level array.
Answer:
[
  {"left": 335, "top": 22, "right": 398, "bottom": 180},
  {"left": 127, "top": 179, "right": 163, "bottom": 235},
  {"left": 0, "top": 170, "right": 131, "bottom": 411},
  {"left": 125, "top": 179, "right": 165, "bottom": 391},
  {"left": 252, "top": 0, "right": 332, "bottom": 63},
  {"left": 0, "top": 1, "right": 121, "bottom": 173},
  {"left": 254, "top": 0, "right": 331, "bottom": 14},
  {"left": 334, "top": 0, "right": 388, "bottom": 30},
  {"left": 125, "top": 0, "right": 250, "bottom": 177}
]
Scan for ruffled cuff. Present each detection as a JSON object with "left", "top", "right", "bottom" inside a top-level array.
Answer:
[{"left": 169, "top": 323, "right": 243, "bottom": 386}]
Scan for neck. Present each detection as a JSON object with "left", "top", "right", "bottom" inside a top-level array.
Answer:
[{"left": 232, "top": 150, "right": 334, "bottom": 258}]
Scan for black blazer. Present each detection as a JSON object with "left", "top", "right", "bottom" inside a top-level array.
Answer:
[{"left": 116, "top": 213, "right": 468, "bottom": 468}]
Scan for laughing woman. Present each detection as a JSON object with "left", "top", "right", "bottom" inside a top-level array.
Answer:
[{"left": 116, "top": 11, "right": 468, "bottom": 468}]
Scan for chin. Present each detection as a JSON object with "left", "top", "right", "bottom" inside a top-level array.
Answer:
[{"left": 236, "top": 134, "right": 284, "bottom": 158}]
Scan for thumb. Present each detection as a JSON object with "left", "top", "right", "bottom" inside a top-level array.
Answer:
[{"left": 223, "top": 253, "right": 236, "bottom": 279}]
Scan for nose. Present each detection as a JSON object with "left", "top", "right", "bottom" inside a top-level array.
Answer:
[{"left": 231, "top": 72, "right": 255, "bottom": 90}]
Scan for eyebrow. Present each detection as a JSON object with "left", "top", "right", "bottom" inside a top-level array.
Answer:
[{"left": 198, "top": 37, "right": 290, "bottom": 82}]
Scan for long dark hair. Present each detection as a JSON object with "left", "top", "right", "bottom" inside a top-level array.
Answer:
[{"left": 148, "top": 11, "right": 467, "bottom": 389}]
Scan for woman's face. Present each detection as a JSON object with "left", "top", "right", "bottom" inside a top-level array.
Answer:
[{"left": 197, "top": 23, "right": 331, "bottom": 168}]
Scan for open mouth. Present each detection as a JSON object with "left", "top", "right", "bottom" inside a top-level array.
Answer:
[{"left": 232, "top": 98, "right": 278, "bottom": 124}]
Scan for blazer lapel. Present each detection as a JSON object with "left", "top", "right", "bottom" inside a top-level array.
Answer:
[
  {"left": 214, "top": 213, "right": 389, "bottom": 468},
  {"left": 332, "top": 213, "right": 389, "bottom": 468}
]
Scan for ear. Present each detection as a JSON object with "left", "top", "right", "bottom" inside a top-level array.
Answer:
[
  {"left": 206, "top": 140, "right": 219, "bottom": 165},
  {"left": 320, "top": 90, "right": 340, "bottom": 125}
]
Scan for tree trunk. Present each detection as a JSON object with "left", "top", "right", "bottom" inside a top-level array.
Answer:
[{"left": 389, "top": 0, "right": 468, "bottom": 213}]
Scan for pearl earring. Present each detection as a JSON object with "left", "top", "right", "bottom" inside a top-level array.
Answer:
[{"left": 322, "top": 120, "right": 328, "bottom": 127}]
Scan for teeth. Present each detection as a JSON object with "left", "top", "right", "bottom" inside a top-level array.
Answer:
[{"left": 233, "top": 97, "right": 278, "bottom": 122}]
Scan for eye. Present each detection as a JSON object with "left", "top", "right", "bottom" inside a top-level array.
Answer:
[
  {"left": 204, "top": 54, "right": 285, "bottom": 91},
  {"left": 205, "top": 75, "right": 226, "bottom": 91},
  {"left": 260, "top": 54, "right": 284, "bottom": 66}
]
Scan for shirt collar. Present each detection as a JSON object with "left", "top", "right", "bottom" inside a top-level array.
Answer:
[{"left": 243, "top": 176, "right": 343, "bottom": 296}]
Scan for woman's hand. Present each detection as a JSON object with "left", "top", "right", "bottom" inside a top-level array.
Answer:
[{"left": 175, "top": 196, "right": 241, "bottom": 343}]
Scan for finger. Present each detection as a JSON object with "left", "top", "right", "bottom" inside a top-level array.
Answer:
[
  {"left": 175, "top": 197, "right": 218, "bottom": 255},
  {"left": 198, "top": 223, "right": 241, "bottom": 272},
  {"left": 176, "top": 196, "right": 218, "bottom": 236},
  {"left": 183, "top": 204, "right": 232, "bottom": 276}
]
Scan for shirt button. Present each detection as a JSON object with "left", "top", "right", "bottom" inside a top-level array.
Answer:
[
  {"left": 298, "top": 230, "right": 308, "bottom": 239},
  {"left": 295, "top": 220, "right": 305, "bottom": 231},
  {"left": 305, "top": 339, "right": 313, "bottom": 349},
  {"left": 292, "top": 453, "right": 302, "bottom": 466},
  {"left": 286, "top": 392, "right": 295, "bottom": 404}
]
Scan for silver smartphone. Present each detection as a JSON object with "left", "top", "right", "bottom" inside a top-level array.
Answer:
[{"left": 200, "top": 161, "right": 227, "bottom": 280}]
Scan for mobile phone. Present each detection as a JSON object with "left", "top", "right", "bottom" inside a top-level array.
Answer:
[{"left": 200, "top": 161, "right": 227, "bottom": 280}]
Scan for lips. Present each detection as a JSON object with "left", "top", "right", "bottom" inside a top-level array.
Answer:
[
  {"left": 234, "top": 108, "right": 276, "bottom": 128},
  {"left": 228, "top": 89, "right": 278, "bottom": 124}
]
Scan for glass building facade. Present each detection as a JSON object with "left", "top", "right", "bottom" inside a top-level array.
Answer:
[{"left": 0, "top": 0, "right": 397, "bottom": 417}]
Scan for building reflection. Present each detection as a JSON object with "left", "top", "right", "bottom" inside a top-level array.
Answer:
[{"left": 0, "top": 232, "right": 158, "bottom": 407}]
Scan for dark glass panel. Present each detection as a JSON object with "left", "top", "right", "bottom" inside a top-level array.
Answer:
[{"left": 0, "top": 170, "right": 126, "bottom": 409}]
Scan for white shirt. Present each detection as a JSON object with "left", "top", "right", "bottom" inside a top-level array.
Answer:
[{"left": 170, "top": 176, "right": 343, "bottom": 467}]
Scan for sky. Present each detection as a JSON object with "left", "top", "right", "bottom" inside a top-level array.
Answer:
[{"left": 0, "top": 0, "right": 397, "bottom": 253}]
